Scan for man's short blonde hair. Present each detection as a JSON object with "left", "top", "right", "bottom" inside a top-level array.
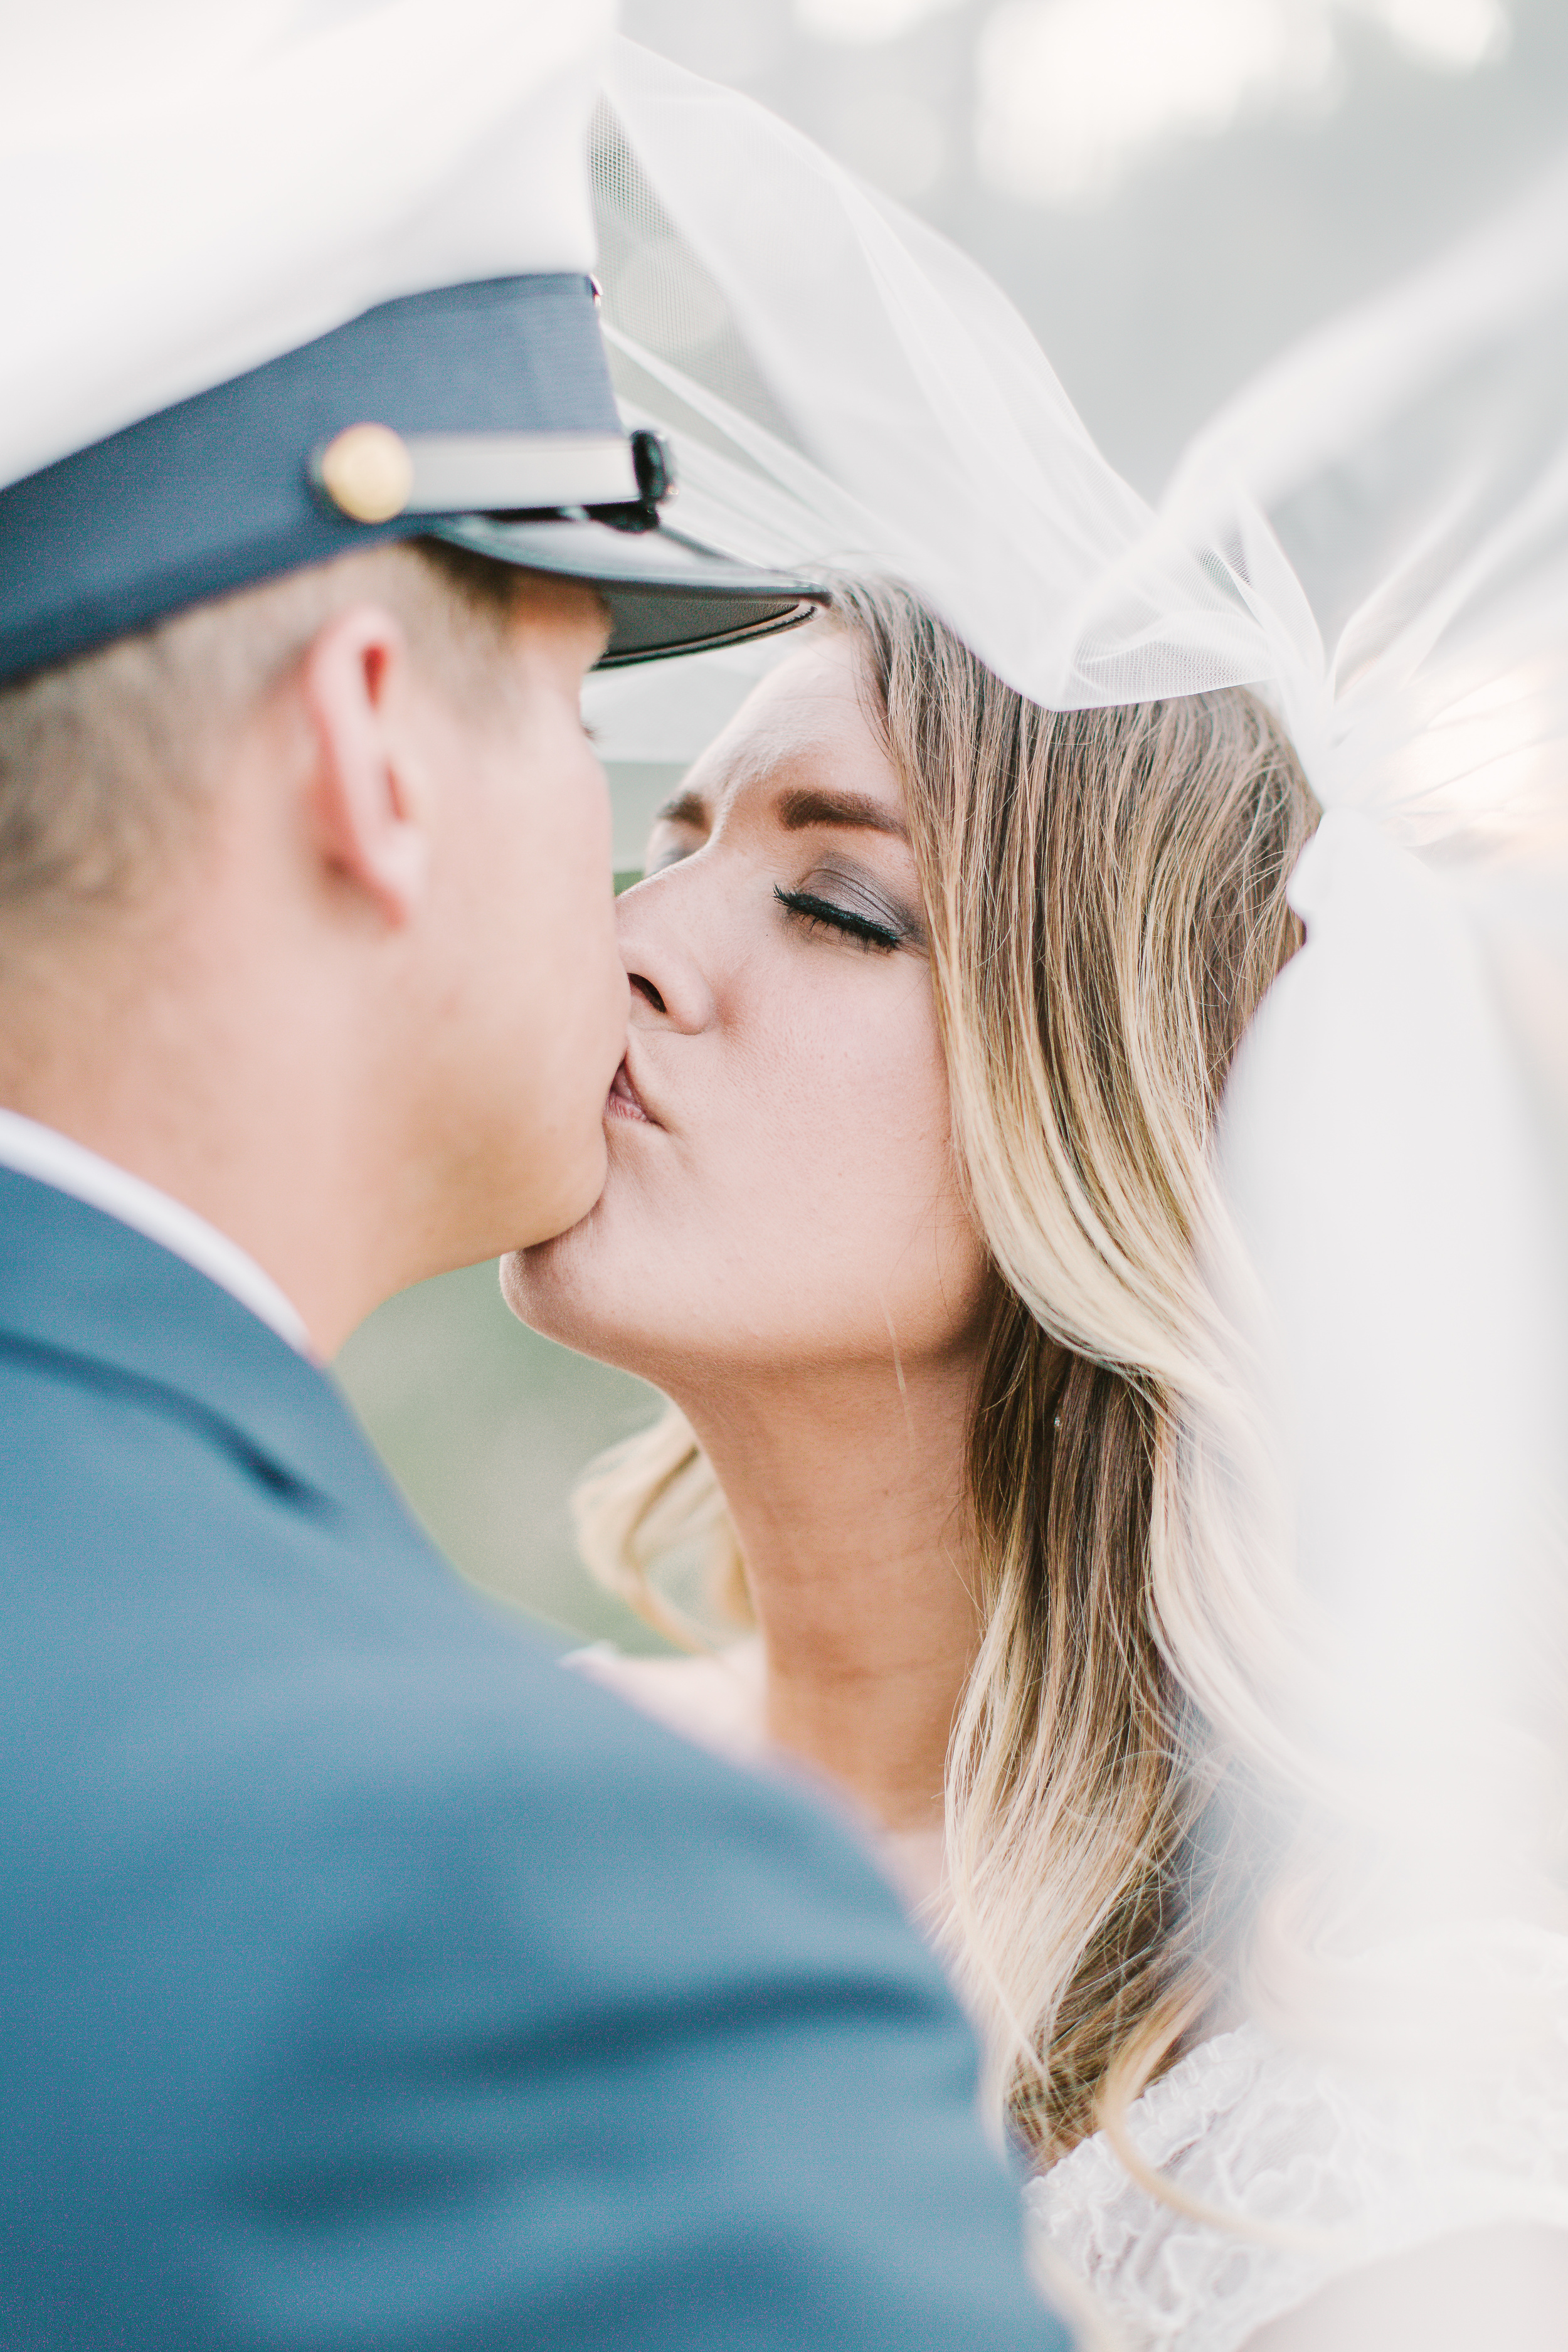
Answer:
[{"left": 0, "top": 540, "right": 527, "bottom": 911}]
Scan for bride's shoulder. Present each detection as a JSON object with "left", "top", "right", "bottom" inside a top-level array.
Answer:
[
  {"left": 1028, "top": 1924, "right": 1568, "bottom": 2352},
  {"left": 561, "top": 1636, "right": 770, "bottom": 1768}
]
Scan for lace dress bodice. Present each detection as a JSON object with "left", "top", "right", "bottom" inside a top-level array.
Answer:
[{"left": 1026, "top": 1925, "right": 1568, "bottom": 2351}]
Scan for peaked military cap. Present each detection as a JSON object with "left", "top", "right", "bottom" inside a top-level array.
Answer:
[{"left": 0, "top": 0, "right": 824, "bottom": 686}]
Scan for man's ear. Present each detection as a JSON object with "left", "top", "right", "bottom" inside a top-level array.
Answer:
[{"left": 299, "top": 605, "right": 433, "bottom": 926}]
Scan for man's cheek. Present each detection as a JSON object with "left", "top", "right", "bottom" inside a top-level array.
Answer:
[{"left": 529, "top": 734, "right": 607, "bottom": 867}]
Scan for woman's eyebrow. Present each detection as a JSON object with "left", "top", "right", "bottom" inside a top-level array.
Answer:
[
  {"left": 776, "top": 785, "right": 909, "bottom": 840},
  {"left": 652, "top": 787, "right": 710, "bottom": 829}
]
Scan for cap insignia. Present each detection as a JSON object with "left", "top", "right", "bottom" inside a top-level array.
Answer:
[{"left": 315, "top": 423, "right": 415, "bottom": 524}]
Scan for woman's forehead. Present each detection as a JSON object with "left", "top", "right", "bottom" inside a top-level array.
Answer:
[{"left": 684, "top": 632, "right": 901, "bottom": 823}]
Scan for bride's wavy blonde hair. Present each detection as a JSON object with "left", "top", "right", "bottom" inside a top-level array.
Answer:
[{"left": 576, "top": 580, "right": 1321, "bottom": 2161}]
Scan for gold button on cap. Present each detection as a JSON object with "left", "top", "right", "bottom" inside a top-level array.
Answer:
[{"left": 315, "top": 423, "right": 414, "bottom": 524}]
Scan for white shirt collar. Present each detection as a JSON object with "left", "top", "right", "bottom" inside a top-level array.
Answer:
[{"left": 0, "top": 1108, "right": 312, "bottom": 1355}]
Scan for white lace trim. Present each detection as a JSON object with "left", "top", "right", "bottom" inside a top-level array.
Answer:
[{"left": 1025, "top": 1923, "right": 1568, "bottom": 2352}]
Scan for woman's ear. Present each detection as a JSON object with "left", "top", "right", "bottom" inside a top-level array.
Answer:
[{"left": 298, "top": 603, "right": 432, "bottom": 927}]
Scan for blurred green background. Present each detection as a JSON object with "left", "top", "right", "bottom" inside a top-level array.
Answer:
[{"left": 336, "top": 1258, "right": 670, "bottom": 1655}]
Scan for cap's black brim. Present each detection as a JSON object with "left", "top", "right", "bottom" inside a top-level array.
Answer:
[{"left": 431, "top": 516, "right": 828, "bottom": 666}]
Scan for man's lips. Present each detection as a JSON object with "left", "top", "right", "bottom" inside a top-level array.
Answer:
[{"left": 606, "top": 1057, "right": 657, "bottom": 1125}]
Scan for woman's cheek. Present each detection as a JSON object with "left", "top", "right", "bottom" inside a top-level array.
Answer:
[{"left": 812, "top": 1019, "right": 951, "bottom": 1256}]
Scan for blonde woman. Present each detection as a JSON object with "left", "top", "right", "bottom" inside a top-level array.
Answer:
[{"left": 506, "top": 581, "right": 1568, "bottom": 2352}]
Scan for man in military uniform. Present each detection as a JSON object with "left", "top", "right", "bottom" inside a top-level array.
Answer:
[{"left": 0, "top": 6, "right": 1068, "bottom": 2347}]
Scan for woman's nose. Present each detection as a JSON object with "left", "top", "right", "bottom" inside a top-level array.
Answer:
[{"left": 615, "top": 876, "right": 719, "bottom": 1035}]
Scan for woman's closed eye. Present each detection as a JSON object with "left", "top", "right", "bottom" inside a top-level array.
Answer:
[{"left": 774, "top": 874, "right": 916, "bottom": 955}]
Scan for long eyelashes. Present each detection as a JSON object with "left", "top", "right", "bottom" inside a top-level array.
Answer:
[{"left": 773, "top": 884, "right": 902, "bottom": 953}]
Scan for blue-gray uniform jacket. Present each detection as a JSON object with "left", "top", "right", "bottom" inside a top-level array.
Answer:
[{"left": 0, "top": 1168, "right": 1069, "bottom": 2351}]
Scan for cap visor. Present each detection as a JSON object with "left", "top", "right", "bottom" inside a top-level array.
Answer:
[{"left": 430, "top": 515, "right": 827, "bottom": 665}]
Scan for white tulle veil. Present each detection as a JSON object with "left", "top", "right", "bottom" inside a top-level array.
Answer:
[{"left": 587, "top": 39, "right": 1568, "bottom": 1991}]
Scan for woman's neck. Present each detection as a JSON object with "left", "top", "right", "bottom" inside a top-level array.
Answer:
[{"left": 677, "top": 1350, "right": 983, "bottom": 1833}]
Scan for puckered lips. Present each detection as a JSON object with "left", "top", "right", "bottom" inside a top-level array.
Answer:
[{"left": 606, "top": 1056, "right": 657, "bottom": 1126}]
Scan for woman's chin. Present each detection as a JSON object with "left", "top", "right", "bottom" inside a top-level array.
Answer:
[
  {"left": 501, "top": 1232, "right": 574, "bottom": 1327},
  {"left": 499, "top": 1206, "right": 630, "bottom": 1357}
]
